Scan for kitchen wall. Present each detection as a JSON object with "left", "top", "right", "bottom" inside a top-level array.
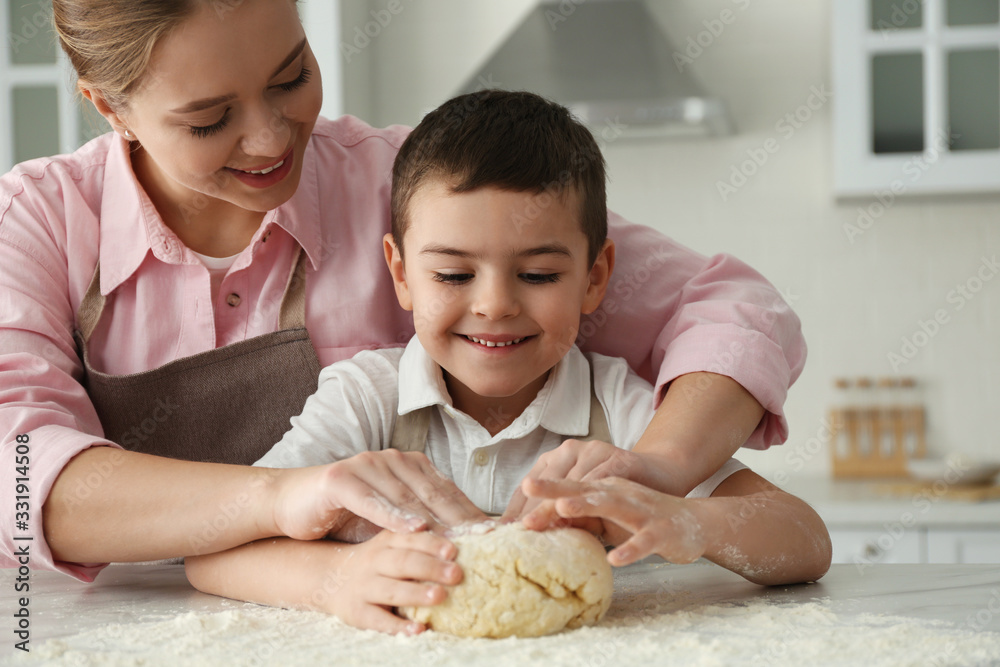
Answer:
[{"left": 338, "top": 0, "right": 1000, "bottom": 477}]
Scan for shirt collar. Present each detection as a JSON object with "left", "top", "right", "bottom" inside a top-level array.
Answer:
[
  {"left": 397, "top": 337, "right": 453, "bottom": 414},
  {"left": 97, "top": 133, "right": 324, "bottom": 295},
  {"left": 396, "top": 337, "right": 592, "bottom": 439}
]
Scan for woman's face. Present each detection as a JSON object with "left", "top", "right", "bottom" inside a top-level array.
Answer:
[{"left": 119, "top": 0, "right": 322, "bottom": 218}]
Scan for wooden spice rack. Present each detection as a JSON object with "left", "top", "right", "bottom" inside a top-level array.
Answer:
[{"left": 829, "top": 377, "right": 927, "bottom": 479}]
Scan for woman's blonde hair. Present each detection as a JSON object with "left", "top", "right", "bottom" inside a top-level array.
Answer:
[{"left": 53, "top": 0, "right": 195, "bottom": 109}]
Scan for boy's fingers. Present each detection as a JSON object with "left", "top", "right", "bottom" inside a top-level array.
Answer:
[
  {"left": 500, "top": 487, "right": 528, "bottom": 522},
  {"left": 369, "top": 532, "right": 462, "bottom": 587},
  {"left": 521, "top": 499, "right": 574, "bottom": 531},
  {"left": 354, "top": 603, "right": 427, "bottom": 636},
  {"left": 519, "top": 478, "right": 582, "bottom": 529},
  {"left": 607, "top": 534, "right": 655, "bottom": 567},
  {"left": 369, "top": 576, "right": 450, "bottom": 609}
]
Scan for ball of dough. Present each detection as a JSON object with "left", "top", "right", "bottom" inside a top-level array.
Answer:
[{"left": 400, "top": 522, "right": 613, "bottom": 638}]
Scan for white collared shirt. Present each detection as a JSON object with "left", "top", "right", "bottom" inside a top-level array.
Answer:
[{"left": 256, "top": 337, "right": 745, "bottom": 514}]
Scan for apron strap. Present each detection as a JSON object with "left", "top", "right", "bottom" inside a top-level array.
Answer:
[
  {"left": 77, "top": 264, "right": 106, "bottom": 344},
  {"left": 388, "top": 405, "right": 432, "bottom": 452},
  {"left": 586, "top": 364, "right": 612, "bottom": 444},
  {"left": 278, "top": 247, "right": 309, "bottom": 330},
  {"left": 387, "top": 362, "right": 614, "bottom": 453}
]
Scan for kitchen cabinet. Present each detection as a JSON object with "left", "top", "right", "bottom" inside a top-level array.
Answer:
[
  {"left": 832, "top": 0, "right": 1000, "bottom": 195},
  {"left": 779, "top": 476, "right": 1000, "bottom": 564},
  {"left": 927, "top": 528, "right": 1000, "bottom": 563},
  {"left": 0, "top": 0, "right": 107, "bottom": 171},
  {"left": 829, "top": 527, "right": 924, "bottom": 565}
]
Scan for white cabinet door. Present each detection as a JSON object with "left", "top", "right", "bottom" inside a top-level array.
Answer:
[
  {"left": 828, "top": 527, "right": 924, "bottom": 565},
  {"left": 927, "top": 528, "right": 1000, "bottom": 563},
  {"left": 0, "top": 0, "right": 91, "bottom": 172},
  {"left": 832, "top": 0, "right": 1000, "bottom": 196}
]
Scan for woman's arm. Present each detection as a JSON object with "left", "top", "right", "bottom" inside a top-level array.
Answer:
[
  {"left": 505, "top": 371, "right": 766, "bottom": 525},
  {"left": 44, "top": 448, "right": 484, "bottom": 564},
  {"left": 583, "top": 212, "right": 807, "bottom": 465},
  {"left": 522, "top": 471, "right": 832, "bottom": 586},
  {"left": 631, "top": 371, "right": 766, "bottom": 495},
  {"left": 185, "top": 531, "right": 461, "bottom": 635}
]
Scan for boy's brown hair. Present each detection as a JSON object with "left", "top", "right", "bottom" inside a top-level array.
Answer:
[{"left": 391, "top": 89, "right": 608, "bottom": 265}]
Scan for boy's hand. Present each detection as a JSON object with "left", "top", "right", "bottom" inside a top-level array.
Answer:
[
  {"left": 270, "top": 450, "right": 487, "bottom": 541},
  {"left": 326, "top": 529, "right": 462, "bottom": 635},
  {"left": 520, "top": 476, "right": 707, "bottom": 567},
  {"left": 502, "top": 439, "right": 647, "bottom": 527}
]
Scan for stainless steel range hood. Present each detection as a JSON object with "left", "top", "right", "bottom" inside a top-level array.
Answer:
[{"left": 456, "top": 0, "right": 734, "bottom": 138}]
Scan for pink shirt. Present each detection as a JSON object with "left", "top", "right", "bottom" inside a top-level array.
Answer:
[{"left": 0, "top": 115, "right": 806, "bottom": 580}]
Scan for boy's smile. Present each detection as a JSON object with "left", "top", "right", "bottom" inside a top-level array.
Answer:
[{"left": 385, "top": 183, "right": 613, "bottom": 431}]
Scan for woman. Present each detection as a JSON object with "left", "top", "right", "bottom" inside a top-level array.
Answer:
[{"left": 0, "top": 0, "right": 804, "bottom": 602}]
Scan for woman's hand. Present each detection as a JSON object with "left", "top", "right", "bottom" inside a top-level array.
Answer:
[
  {"left": 269, "top": 449, "right": 488, "bottom": 541},
  {"left": 502, "top": 439, "right": 652, "bottom": 529},
  {"left": 520, "top": 476, "right": 708, "bottom": 567}
]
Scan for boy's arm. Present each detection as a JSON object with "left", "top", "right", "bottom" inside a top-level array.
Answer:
[
  {"left": 185, "top": 530, "right": 462, "bottom": 635},
  {"left": 522, "top": 471, "right": 832, "bottom": 587}
]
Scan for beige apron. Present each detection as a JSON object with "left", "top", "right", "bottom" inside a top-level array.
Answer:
[{"left": 73, "top": 249, "right": 321, "bottom": 464}]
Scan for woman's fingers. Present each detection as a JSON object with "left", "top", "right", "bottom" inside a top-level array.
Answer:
[
  {"left": 399, "top": 456, "right": 488, "bottom": 527},
  {"left": 324, "top": 466, "right": 430, "bottom": 533},
  {"left": 506, "top": 440, "right": 618, "bottom": 523},
  {"left": 325, "top": 451, "right": 485, "bottom": 533}
]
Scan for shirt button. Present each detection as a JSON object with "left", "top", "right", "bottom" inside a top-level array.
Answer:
[
  {"left": 473, "top": 451, "right": 489, "bottom": 466},
  {"left": 226, "top": 293, "right": 242, "bottom": 307}
]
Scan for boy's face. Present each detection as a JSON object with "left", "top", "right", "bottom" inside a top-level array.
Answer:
[{"left": 384, "top": 182, "right": 614, "bottom": 411}]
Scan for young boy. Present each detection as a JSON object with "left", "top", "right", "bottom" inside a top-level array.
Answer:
[{"left": 186, "top": 90, "right": 830, "bottom": 635}]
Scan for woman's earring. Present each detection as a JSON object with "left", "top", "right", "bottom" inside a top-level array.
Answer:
[{"left": 124, "top": 129, "right": 133, "bottom": 140}]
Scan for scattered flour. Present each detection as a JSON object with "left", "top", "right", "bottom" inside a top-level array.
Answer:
[{"left": 12, "top": 589, "right": 1000, "bottom": 666}]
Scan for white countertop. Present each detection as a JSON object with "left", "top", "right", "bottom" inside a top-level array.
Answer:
[
  {"left": 4, "top": 561, "right": 1000, "bottom": 666},
  {"left": 776, "top": 476, "right": 1000, "bottom": 527}
]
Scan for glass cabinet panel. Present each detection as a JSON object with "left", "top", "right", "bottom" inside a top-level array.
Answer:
[
  {"left": 946, "top": 0, "right": 999, "bottom": 26},
  {"left": 13, "top": 86, "right": 60, "bottom": 163},
  {"left": 947, "top": 48, "right": 1000, "bottom": 149},
  {"left": 871, "top": 0, "right": 923, "bottom": 30},
  {"left": 872, "top": 53, "right": 925, "bottom": 153},
  {"left": 7, "top": 0, "right": 56, "bottom": 65}
]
